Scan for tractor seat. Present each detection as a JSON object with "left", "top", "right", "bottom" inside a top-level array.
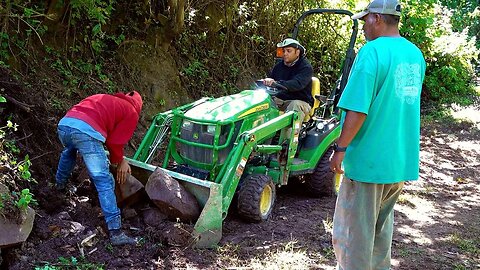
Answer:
[{"left": 304, "top": 77, "right": 325, "bottom": 122}]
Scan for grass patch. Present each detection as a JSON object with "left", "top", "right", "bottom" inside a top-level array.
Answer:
[
  {"left": 397, "top": 194, "right": 416, "bottom": 208},
  {"left": 322, "top": 214, "right": 334, "bottom": 233},
  {"left": 415, "top": 184, "right": 435, "bottom": 197},
  {"left": 420, "top": 105, "right": 453, "bottom": 127},
  {"left": 398, "top": 246, "right": 423, "bottom": 258},
  {"left": 453, "top": 263, "right": 468, "bottom": 270},
  {"left": 247, "top": 241, "right": 313, "bottom": 270},
  {"left": 449, "top": 232, "right": 480, "bottom": 255},
  {"left": 215, "top": 243, "right": 242, "bottom": 267},
  {"left": 321, "top": 247, "right": 335, "bottom": 260},
  {"left": 35, "top": 256, "right": 104, "bottom": 270}
]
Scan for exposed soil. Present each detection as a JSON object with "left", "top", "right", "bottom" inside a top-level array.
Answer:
[{"left": 1, "top": 68, "right": 479, "bottom": 269}]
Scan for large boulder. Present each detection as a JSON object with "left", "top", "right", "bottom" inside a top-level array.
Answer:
[
  {"left": 0, "top": 206, "right": 35, "bottom": 248},
  {"left": 145, "top": 168, "right": 200, "bottom": 222}
]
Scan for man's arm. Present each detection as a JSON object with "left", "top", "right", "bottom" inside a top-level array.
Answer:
[
  {"left": 107, "top": 116, "right": 138, "bottom": 184},
  {"left": 106, "top": 143, "right": 130, "bottom": 184},
  {"left": 330, "top": 110, "right": 366, "bottom": 174}
]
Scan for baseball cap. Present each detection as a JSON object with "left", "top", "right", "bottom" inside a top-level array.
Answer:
[
  {"left": 276, "top": 38, "right": 306, "bottom": 55},
  {"left": 351, "top": 0, "right": 402, "bottom": 20}
]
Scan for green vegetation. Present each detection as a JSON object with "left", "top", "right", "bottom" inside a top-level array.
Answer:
[
  {"left": 0, "top": 0, "right": 477, "bottom": 105},
  {"left": 0, "top": 120, "right": 36, "bottom": 218},
  {"left": 35, "top": 256, "right": 105, "bottom": 270},
  {"left": 401, "top": 0, "right": 479, "bottom": 106},
  {"left": 449, "top": 232, "right": 480, "bottom": 255},
  {"left": 15, "top": 188, "right": 36, "bottom": 210},
  {"left": 398, "top": 246, "right": 423, "bottom": 258},
  {"left": 0, "top": 2, "right": 478, "bottom": 269}
]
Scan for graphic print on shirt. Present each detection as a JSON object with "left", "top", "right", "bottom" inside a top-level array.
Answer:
[{"left": 394, "top": 63, "right": 422, "bottom": 105}]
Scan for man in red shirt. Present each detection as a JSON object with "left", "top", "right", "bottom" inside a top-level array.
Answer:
[{"left": 55, "top": 91, "right": 142, "bottom": 246}]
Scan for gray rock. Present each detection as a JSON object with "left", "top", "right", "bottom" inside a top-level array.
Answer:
[
  {"left": 115, "top": 174, "right": 144, "bottom": 207},
  {"left": 0, "top": 206, "right": 35, "bottom": 248}
]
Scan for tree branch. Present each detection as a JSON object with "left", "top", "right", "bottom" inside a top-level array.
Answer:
[{"left": 3, "top": 94, "right": 33, "bottom": 113}]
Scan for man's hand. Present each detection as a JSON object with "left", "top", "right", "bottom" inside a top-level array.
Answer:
[
  {"left": 262, "top": 78, "right": 275, "bottom": 86},
  {"left": 329, "top": 111, "right": 366, "bottom": 175},
  {"left": 116, "top": 159, "right": 131, "bottom": 185},
  {"left": 330, "top": 151, "right": 345, "bottom": 174}
]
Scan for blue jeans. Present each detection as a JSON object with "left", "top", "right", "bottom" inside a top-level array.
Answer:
[{"left": 55, "top": 125, "right": 121, "bottom": 231}]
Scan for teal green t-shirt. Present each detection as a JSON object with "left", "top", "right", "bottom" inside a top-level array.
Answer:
[{"left": 338, "top": 37, "right": 426, "bottom": 184}]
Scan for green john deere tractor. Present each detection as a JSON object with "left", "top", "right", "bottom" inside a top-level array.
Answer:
[{"left": 126, "top": 9, "right": 359, "bottom": 248}]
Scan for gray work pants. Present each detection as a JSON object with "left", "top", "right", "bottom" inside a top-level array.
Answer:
[{"left": 333, "top": 178, "right": 404, "bottom": 270}]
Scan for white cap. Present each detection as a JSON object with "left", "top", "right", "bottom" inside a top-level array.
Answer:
[{"left": 276, "top": 38, "right": 306, "bottom": 55}]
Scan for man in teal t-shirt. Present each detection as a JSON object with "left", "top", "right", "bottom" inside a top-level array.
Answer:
[{"left": 329, "top": 0, "right": 426, "bottom": 269}]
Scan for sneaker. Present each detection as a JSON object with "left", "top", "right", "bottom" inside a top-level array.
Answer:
[{"left": 110, "top": 230, "right": 138, "bottom": 246}]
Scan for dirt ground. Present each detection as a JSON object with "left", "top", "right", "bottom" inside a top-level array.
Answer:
[{"left": 1, "top": 69, "right": 479, "bottom": 269}]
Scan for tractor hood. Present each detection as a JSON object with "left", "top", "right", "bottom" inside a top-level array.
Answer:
[{"left": 184, "top": 90, "right": 272, "bottom": 121}]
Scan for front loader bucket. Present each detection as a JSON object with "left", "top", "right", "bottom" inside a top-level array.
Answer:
[{"left": 125, "top": 158, "right": 223, "bottom": 248}]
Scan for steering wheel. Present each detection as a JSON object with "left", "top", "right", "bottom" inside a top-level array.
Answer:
[
  {"left": 270, "top": 81, "right": 288, "bottom": 91},
  {"left": 254, "top": 80, "right": 287, "bottom": 96}
]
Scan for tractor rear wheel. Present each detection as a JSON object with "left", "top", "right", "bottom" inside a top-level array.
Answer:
[
  {"left": 306, "top": 147, "right": 341, "bottom": 197},
  {"left": 237, "top": 174, "right": 276, "bottom": 223}
]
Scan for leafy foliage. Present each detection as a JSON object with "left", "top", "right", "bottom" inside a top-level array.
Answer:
[
  {"left": 440, "top": 0, "right": 480, "bottom": 48},
  {"left": 401, "top": 0, "right": 479, "bottom": 105},
  {"left": 177, "top": 0, "right": 358, "bottom": 98},
  {"left": 1, "top": 0, "right": 477, "bottom": 105},
  {"left": 0, "top": 120, "right": 36, "bottom": 219},
  {"left": 35, "top": 256, "right": 105, "bottom": 270},
  {"left": 15, "top": 188, "right": 36, "bottom": 210}
]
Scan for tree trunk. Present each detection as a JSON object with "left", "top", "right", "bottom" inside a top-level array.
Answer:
[{"left": 45, "top": 0, "right": 68, "bottom": 24}]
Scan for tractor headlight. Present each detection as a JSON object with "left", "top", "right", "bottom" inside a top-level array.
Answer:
[
  {"left": 316, "top": 122, "right": 325, "bottom": 130},
  {"left": 182, "top": 120, "right": 193, "bottom": 130},
  {"left": 206, "top": 125, "right": 216, "bottom": 134}
]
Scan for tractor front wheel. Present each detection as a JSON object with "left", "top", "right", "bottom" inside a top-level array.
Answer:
[{"left": 237, "top": 174, "right": 276, "bottom": 223}]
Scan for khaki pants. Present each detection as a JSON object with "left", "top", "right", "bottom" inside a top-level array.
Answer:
[
  {"left": 273, "top": 98, "right": 311, "bottom": 139},
  {"left": 332, "top": 178, "right": 404, "bottom": 270},
  {"left": 273, "top": 97, "right": 311, "bottom": 123}
]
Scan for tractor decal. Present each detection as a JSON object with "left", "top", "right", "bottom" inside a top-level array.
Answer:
[{"left": 238, "top": 103, "right": 269, "bottom": 118}]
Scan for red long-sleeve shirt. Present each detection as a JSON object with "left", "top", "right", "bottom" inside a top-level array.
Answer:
[{"left": 65, "top": 91, "right": 143, "bottom": 163}]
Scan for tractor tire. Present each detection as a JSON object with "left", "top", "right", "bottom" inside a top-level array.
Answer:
[
  {"left": 237, "top": 174, "right": 276, "bottom": 223},
  {"left": 306, "top": 147, "right": 342, "bottom": 197}
]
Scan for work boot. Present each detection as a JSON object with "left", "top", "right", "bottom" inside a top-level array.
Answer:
[
  {"left": 109, "top": 229, "right": 138, "bottom": 246},
  {"left": 55, "top": 182, "right": 77, "bottom": 194},
  {"left": 55, "top": 182, "right": 67, "bottom": 191}
]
